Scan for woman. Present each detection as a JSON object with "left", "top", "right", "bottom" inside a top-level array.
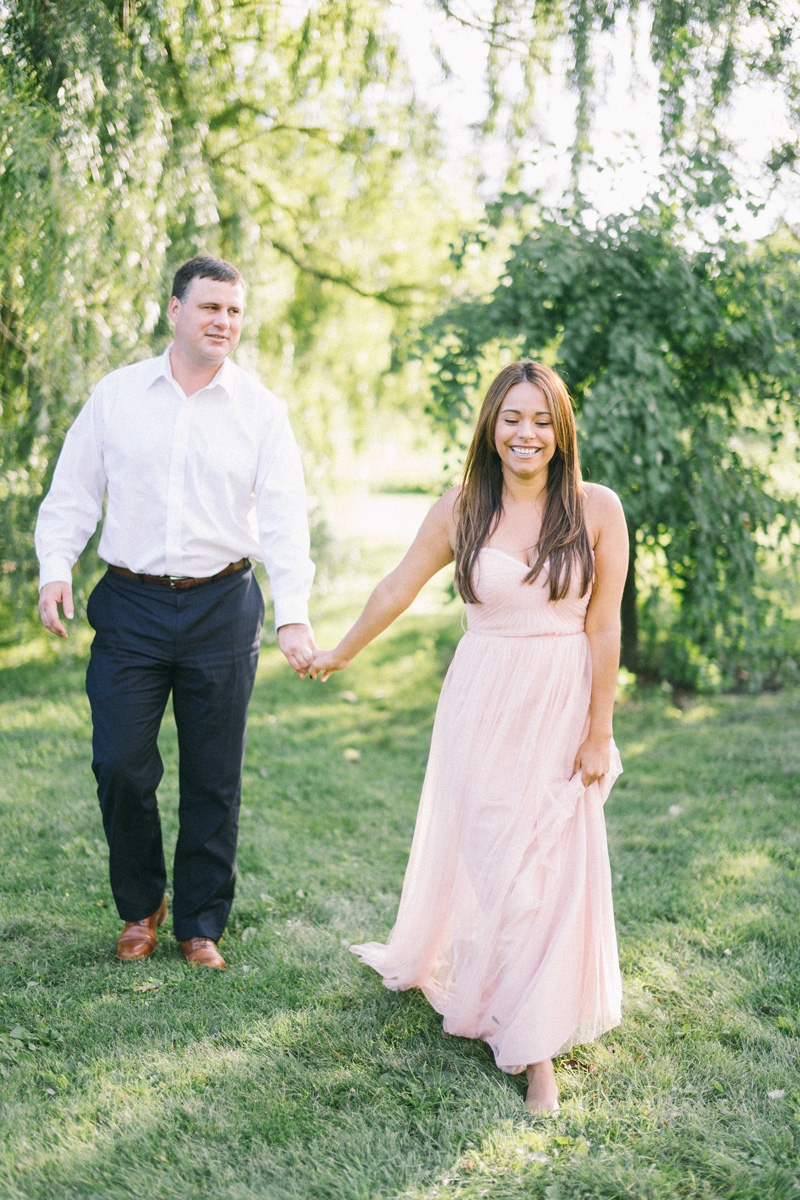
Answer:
[{"left": 309, "top": 361, "right": 629, "bottom": 1113}]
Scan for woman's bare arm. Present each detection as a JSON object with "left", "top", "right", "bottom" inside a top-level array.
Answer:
[
  {"left": 573, "top": 484, "right": 629, "bottom": 785},
  {"left": 309, "top": 490, "right": 458, "bottom": 680}
]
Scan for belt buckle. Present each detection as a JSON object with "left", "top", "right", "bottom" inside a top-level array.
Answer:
[{"left": 168, "top": 576, "right": 186, "bottom": 590}]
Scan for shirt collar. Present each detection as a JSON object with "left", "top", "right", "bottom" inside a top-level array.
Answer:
[{"left": 150, "top": 345, "right": 235, "bottom": 399}]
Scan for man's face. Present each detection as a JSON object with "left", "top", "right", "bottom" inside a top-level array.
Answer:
[{"left": 168, "top": 275, "right": 245, "bottom": 369}]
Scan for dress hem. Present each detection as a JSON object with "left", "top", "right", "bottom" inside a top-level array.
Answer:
[{"left": 350, "top": 943, "right": 622, "bottom": 1076}]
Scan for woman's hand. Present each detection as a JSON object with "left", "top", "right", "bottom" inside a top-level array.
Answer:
[
  {"left": 308, "top": 648, "right": 351, "bottom": 682},
  {"left": 572, "top": 733, "right": 612, "bottom": 788}
]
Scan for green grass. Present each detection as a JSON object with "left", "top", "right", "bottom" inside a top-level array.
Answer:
[{"left": 1, "top": 546, "right": 800, "bottom": 1199}]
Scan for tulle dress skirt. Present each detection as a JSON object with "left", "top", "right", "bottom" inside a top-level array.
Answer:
[{"left": 351, "top": 548, "right": 622, "bottom": 1073}]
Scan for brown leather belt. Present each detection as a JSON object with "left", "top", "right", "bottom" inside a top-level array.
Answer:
[{"left": 108, "top": 558, "right": 250, "bottom": 591}]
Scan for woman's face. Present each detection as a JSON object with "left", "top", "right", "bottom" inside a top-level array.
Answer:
[{"left": 492, "top": 381, "right": 557, "bottom": 482}]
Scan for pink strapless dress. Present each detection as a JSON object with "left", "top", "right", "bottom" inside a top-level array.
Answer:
[{"left": 351, "top": 547, "right": 622, "bottom": 1073}]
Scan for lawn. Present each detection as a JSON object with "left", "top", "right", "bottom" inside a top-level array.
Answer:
[{"left": 1, "top": 545, "right": 799, "bottom": 1200}]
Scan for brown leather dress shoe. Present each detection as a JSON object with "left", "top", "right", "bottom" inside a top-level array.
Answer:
[
  {"left": 116, "top": 895, "right": 167, "bottom": 961},
  {"left": 179, "top": 937, "right": 226, "bottom": 969}
]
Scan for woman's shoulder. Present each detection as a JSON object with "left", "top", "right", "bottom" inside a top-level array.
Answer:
[
  {"left": 426, "top": 485, "right": 462, "bottom": 520},
  {"left": 581, "top": 483, "right": 625, "bottom": 546},
  {"left": 582, "top": 481, "right": 623, "bottom": 515},
  {"left": 433, "top": 486, "right": 462, "bottom": 543}
]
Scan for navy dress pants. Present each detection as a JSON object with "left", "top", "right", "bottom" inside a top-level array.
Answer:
[{"left": 85, "top": 566, "right": 264, "bottom": 941}]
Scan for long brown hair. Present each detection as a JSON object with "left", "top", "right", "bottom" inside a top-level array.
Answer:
[{"left": 454, "top": 361, "right": 593, "bottom": 604}]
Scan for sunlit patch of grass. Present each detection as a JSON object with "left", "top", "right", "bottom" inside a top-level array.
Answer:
[{"left": 1, "top": 548, "right": 799, "bottom": 1197}]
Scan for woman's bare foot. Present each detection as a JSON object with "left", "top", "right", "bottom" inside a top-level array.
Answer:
[{"left": 525, "top": 1059, "right": 559, "bottom": 1114}]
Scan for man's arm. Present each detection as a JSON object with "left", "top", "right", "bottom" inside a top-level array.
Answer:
[
  {"left": 253, "top": 399, "right": 316, "bottom": 673},
  {"left": 35, "top": 387, "right": 107, "bottom": 636}
]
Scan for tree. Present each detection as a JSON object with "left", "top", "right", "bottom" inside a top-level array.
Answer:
[
  {"left": 1, "top": 14, "right": 173, "bottom": 627},
  {"left": 424, "top": 192, "right": 800, "bottom": 689},
  {"left": 413, "top": 0, "right": 800, "bottom": 689},
  {"left": 0, "top": 0, "right": 462, "bottom": 634},
  {"left": 428, "top": 0, "right": 800, "bottom": 187}
]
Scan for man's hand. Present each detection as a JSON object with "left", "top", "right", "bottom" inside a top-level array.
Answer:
[
  {"left": 277, "top": 623, "right": 317, "bottom": 678},
  {"left": 38, "top": 581, "right": 74, "bottom": 639}
]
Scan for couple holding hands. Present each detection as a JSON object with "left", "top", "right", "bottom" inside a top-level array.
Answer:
[{"left": 37, "top": 255, "right": 628, "bottom": 1114}]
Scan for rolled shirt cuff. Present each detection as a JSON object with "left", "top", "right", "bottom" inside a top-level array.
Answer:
[
  {"left": 272, "top": 593, "right": 311, "bottom": 632},
  {"left": 38, "top": 558, "right": 75, "bottom": 590}
]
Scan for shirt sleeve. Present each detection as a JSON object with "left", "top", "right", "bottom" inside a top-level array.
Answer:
[
  {"left": 254, "top": 399, "right": 316, "bottom": 630},
  {"left": 34, "top": 387, "right": 108, "bottom": 587}
]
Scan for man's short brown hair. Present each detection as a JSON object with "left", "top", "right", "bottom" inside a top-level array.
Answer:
[{"left": 171, "top": 255, "right": 244, "bottom": 301}]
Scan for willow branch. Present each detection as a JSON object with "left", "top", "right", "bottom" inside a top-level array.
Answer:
[
  {"left": 267, "top": 239, "right": 416, "bottom": 308},
  {"left": 0, "top": 317, "right": 31, "bottom": 356},
  {"left": 431, "top": 0, "right": 531, "bottom": 50},
  {"left": 208, "top": 99, "right": 334, "bottom": 135}
]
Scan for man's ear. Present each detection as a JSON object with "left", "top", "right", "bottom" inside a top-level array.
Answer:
[{"left": 167, "top": 295, "right": 180, "bottom": 326}]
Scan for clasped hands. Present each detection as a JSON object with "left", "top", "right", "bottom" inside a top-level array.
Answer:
[
  {"left": 285, "top": 639, "right": 349, "bottom": 683},
  {"left": 278, "top": 629, "right": 349, "bottom": 682}
]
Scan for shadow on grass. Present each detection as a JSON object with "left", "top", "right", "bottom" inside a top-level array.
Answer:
[{"left": 2, "top": 624, "right": 800, "bottom": 1198}]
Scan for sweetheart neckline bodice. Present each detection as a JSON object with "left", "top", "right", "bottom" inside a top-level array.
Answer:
[{"left": 465, "top": 544, "right": 593, "bottom": 637}]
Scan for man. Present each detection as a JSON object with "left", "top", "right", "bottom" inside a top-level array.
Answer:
[{"left": 36, "top": 255, "right": 315, "bottom": 969}]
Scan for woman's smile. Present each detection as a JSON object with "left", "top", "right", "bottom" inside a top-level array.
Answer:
[{"left": 494, "top": 381, "right": 557, "bottom": 478}]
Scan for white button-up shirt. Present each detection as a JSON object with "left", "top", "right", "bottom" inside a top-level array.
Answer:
[{"left": 35, "top": 347, "right": 315, "bottom": 629}]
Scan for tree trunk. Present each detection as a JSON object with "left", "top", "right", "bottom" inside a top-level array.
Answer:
[{"left": 620, "top": 520, "right": 638, "bottom": 673}]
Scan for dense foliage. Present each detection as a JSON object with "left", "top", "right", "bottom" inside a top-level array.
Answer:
[
  {"left": 425, "top": 194, "right": 800, "bottom": 689},
  {"left": 3, "top": 0, "right": 800, "bottom": 685},
  {"left": 0, "top": 0, "right": 458, "bottom": 633},
  {"left": 432, "top": 0, "right": 800, "bottom": 184}
]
